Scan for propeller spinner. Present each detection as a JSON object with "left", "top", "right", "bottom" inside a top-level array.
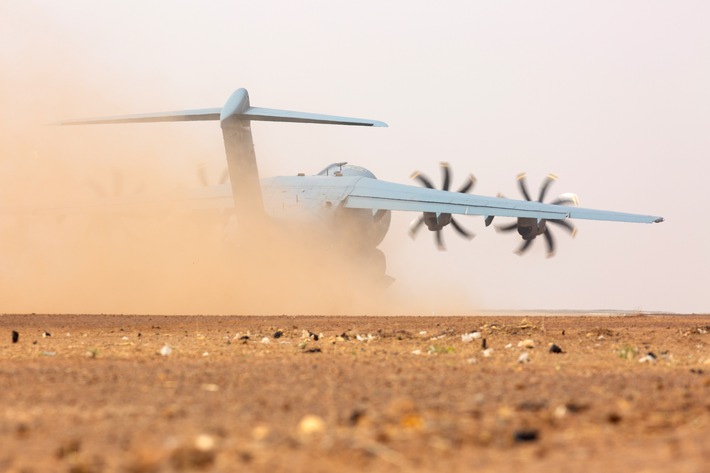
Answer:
[
  {"left": 496, "top": 173, "right": 578, "bottom": 257},
  {"left": 409, "top": 162, "right": 476, "bottom": 251}
]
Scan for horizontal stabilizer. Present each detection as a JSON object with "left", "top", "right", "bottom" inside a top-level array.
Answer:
[
  {"left": 241, "top": 107, "right": 387, "bottom": 127},
  {"left": 55, "top": 88, "right": 387, "bottom": 127},
  {"left": 55, "top": 109, "right": 221, "bottom": 125}
]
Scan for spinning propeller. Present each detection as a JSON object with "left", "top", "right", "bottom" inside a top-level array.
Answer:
[
  {"left": 496, "top": 173, "right": 578, "bottom": 257},
  {"left": 409, "top": 162, "right": 476, "bottom": 251}
]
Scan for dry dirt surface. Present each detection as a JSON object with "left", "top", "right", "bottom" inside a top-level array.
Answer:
[{"left": 0, "top": 314, "right": 709, "bottom": 473}]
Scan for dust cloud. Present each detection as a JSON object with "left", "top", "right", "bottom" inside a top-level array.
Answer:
[
  {"left": 0, "top": 11, "right": 478, "bottom": 315},
  {"left": 0, "top": 82, "right": 417, "bottom": 315}
]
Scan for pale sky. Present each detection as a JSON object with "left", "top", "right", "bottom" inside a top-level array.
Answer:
[{"left": 1, "top": 1, "right": 708, "bottom": 314}]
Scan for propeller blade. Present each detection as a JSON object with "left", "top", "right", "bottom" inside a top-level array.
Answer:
[
  {"left": 440, "top": 162, "right": 451, "bottom": 191},
  {"left": 548, "top": 219, "right": 576, "bottom": 236},
  {"left": 550, "top": 193, "right": 579, "bottom": 206},
  {"left": 543, "top": 228, "right": 555, "bottom": 257},
  {"left": 496, "top": 222, "right": 518, "bottom": 233},
  {"left": 517, "top": 173, "right": 532, "bottom": 201},
  {"left": 456, "top": 174, "right": 476, "bottom": 194},
  {"left": 450, "top": 217, "right": 474, "bottom": 240},
  {"left": 515, "top": 238, "right": 533, "bottom": 255},
  {"left": 411, "top": 171, "right": 435, "bottom": 189},
  {"left": 435, "top": 230, "right": 445, "bottom": 251},
  {"left": 537, "top": 173, "right": 558, "bottom": 202},
  {"left": 409, "top": 215, "right": 425, "bottom": 238}
]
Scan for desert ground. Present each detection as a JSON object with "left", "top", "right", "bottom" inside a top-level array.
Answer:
[{"left": 0, "top": 313, "right": 708, "bottom": 473}]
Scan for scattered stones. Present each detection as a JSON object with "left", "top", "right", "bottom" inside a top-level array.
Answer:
[
  {"left": 549, "top": 343, "right": 563, "bottom": 353},
  {"left": 356, "top": 333, "right": 376, "bottom": 342},
  {"left": 639, "top": 352, "right": 657, "bottom": 364},
  {"left": 304, "top": 347, "right": 322, "bottom": 353},
  {"left": 12, "top": 330, "right": 19, "bottom": 343},
  {"left": 302, "top": 330, "right": 320, "bottom": 341},
  {"left": 690, "top": 368, "right": 705, "bottom": 375},
  {"left": 461, "top": 332, "right": 482, "bottom": 343}
]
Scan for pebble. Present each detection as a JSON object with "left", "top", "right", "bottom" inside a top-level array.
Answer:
[
  {"left": 159, "top": 345, "right": 172, "bottom": 356},
  {"left": 518, "top": 339, "right": 535, "bottom": 349},
  {"left": 514, "top": 429, "right": 539, "bottom": 443},
  {"left": 298, "top": 414, "right": 326, "bottom": 436},
  {"left": 517, "top": 352, "right": 530, "bottom": 363},
  {"left": 549, "top": 343, "right": 563, "bottom": 353},
  {"left": 461, "top": 332, "right": 482, "bottom": 343}
]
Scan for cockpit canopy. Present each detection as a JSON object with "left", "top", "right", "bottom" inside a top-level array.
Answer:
[{"left": 317, "top": 162, "right": 377, "bottom": 179}]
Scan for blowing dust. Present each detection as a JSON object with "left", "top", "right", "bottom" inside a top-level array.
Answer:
[
  {"left": 0, "top": 80, "right": 433, "bottom": 315},
  {"left": 0, "top": 13, "right": 478, "bottom": 315}
]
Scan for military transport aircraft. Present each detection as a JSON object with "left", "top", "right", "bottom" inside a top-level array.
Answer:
[{"left": 58, "top": 88, "right": 663, "bottom": 272}]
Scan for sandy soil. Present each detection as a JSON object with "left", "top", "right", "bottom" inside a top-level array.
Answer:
[{"left": 0, "top": 314, "right": 708, "bottom": 473}]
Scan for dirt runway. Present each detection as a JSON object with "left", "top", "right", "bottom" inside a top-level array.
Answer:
[{"left": 0, "top": 314, "right": 708, "bottom": 472}]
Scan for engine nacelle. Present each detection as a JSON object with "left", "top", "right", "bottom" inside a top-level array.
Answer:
[
  {"left": 422, "top": 212, "right": 452, "bottom": 231},
  {"left": 516, "top": 217, "right": 547, "bottom": 240}
]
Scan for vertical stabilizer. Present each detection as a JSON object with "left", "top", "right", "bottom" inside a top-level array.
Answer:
[{"left": 220, "top": 89, "right": 264, "bottom": 217}]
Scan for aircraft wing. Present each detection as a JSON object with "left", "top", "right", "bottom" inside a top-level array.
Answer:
[{"left": 344, "top": 177, "right": 663, "bottom": 224}]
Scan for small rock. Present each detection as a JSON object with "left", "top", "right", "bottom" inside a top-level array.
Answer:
[
  {"left": 549, "top": 343, "right": 563, "bottom": 353},
  {"left": 482, "top": 348, "right": 494, "bottom": 357},
  {"left": 261, "top": 337, "right": 270, "bottom": 344},
  {"left": 482, "top": 338, "right": 487, "bottom": 350},
  {"left": 304, "top": 347, "right": 322, "bottom": 353},
  {"left": 639, "top": 352, "right": 657, "bottom": 363},
  {"left": 298, "top": 414, "right": 326, "bottom": 436},
  {"left": 159, "top": 344, "right": 172, "bottom": 356},
  {"left": 461, "top": 332, "right": 482, "bottom": 343},
  {"left": 194, "top": 434, "right": 215, "bottom": 451},
  {"left": 42, "top": 331, "right": 51, "bottom": 338},
  {"left": 514, "top": 429, "right": 539, "bottom": 443},
  {"left": 12, "top": 331, "right": 19, "bottom": 343},
  {"left": 517, "top": 352, "right": 530, "bottom": 363},
  {"left": 518, "top": 339, "right": 535, "bottom": 349},
  {"left": 273, "top": 330, "right": 283, "bottom": 339}
]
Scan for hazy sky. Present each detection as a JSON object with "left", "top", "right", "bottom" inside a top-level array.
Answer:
[{"left": 1, "top": 1, "right": 708, "bottom": 314}]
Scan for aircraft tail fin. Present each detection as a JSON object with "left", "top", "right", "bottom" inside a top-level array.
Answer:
[{"left": 56, "top": 88, "right": 386, "bottom": 218}]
